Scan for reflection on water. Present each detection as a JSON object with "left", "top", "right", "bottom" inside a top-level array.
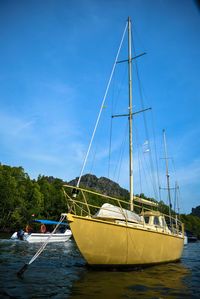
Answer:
[
  {"left": 0, "top": 235, "right": 199, "bottom": 298},
  {"left": 70, "top": 263, "right": 191, "bottom": 298}
]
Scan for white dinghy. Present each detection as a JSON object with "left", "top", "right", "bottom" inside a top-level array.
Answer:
[{"left": 11, "top": 219, "right": 72, "bottom": 243}]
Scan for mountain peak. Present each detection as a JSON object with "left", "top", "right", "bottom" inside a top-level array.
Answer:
[{"left": 67, "top": 174, "right": 129, "bottom": 199}]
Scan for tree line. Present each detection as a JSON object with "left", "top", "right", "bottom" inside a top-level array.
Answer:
[
  {"left": 0, "top": 163, "right": 67, "bottom": 232},
  {"left": 0, "top": 162, "right": 200, "bottom": 237}
]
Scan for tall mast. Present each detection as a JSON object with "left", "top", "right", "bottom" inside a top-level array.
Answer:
[
  {"left": 163, "top": 129, "right": 172, "bottom": 218},
  {"left": 128, "top": 17, "right": 133, "bottom": 211}
]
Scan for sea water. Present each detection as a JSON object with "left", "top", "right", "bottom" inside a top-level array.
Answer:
[{"left": 0, "top": 234, "right": 200, "bottom": 298}]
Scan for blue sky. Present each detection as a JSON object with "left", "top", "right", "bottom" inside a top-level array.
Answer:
[{"left": 0, "top": 0, "right": 200, "bottom": 213}]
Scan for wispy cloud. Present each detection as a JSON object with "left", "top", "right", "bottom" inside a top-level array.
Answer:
[
  {"left": 42, "top": 81, "right": 76, "bottom": 98},
  {"left": 0, "top": 110, "right": 35, "bottom": 139},
  {"left": 23, "top": 152, "right": 61, "bottom": 164},
  {"left": 68, "top": 141, "right": 87, "bottom": 164}
]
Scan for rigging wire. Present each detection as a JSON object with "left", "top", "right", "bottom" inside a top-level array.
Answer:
[
  {"left": 76, "top": 21, "right": 128, "bottom": 188},
  {"left": 131, "top": 26, "right": 159, "bottom": 200},
  {"left": 174, "top": 182, "right": 177, "bottom": 212},
  {"left": 90, "top": 67, "right": 128, "bottom": 178},
  {"left": 142, "top": 151, "right": 158, "bottom": 196},
  {"left": 151, "top": 110, "right": 162, "bottom": 202},
  {"left": 131, "top": 74, "right": 154, "bottom": 197},
  {"left": 108, "top": 116, "right": 113, "bottom": 179},
  {"left": 89, "top": 144, "right": 97, "bottom": 175},
  {"left": 107, "top": 70, "right": 115, "bottom": 179},
  {"left": 131, "top": 20, "right": 161, "bottom": 201},
  {"left": 177, "top": 184, "right": 181, "bottom": 217},
  {"left": 140, "top": 153, "right": 151, "bottom": 196},
  {"left": 116, "top": 120, "right": 129, "bottom": 183},
  {"left": 108, "top": 63, "right": 128, "bottom": 179},
  {"left": 131, "top": 63, "right": 151, "bottom": 197},
  {"left": 170, "top": 157, "right": 180, "bottom": 215},
  {"left": 134, "top": 122, "right": 143, "bottom": 194},
  {"left": 132, "top": 113, "right": 152, "bottom": 196},
  {"left": 113, "top": 65, "right": 129, "bottom": 113}
]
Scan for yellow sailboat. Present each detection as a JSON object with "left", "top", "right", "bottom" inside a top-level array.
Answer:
[{"left": 62, "top": 17, "right": 184, "bottom": 267}]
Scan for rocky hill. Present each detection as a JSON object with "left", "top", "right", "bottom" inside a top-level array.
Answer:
[
  {"left": 67, "top": 174, "right": 129, "bottom": 199},
  {"left": 191, "top": 206, "right": 200, "bottom": 218}
]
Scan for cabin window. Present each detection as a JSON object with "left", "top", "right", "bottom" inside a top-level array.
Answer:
[
  {"left": 160, "top": 217, "right": 165, "bottom": 227},
  {"left": 154, "top": 216, "right": 160, "bottom": 226},
  {"left": 144, "top": 217, "right": 149, "bottom": 224}
]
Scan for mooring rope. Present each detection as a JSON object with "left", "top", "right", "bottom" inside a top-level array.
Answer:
[
  {"left": 17, "top": 214, "right": 66, "bottom": 277},
  {"left": 29, "top": 214, "right": 66, "bottom": 264}
]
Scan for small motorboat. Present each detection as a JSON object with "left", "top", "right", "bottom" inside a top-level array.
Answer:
[
  {"left": 184, "top": 234, "right": 188, "bottom": 245},
  {"left": 185, "top": 230, "right": 198, "bottom": 243},
  {"left": 11, "top": 219, "right": 72, "bottom": 243}
]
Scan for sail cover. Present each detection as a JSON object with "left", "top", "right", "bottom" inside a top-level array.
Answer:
[
  {"left": 94, "top": 203, "right": 142, "bottom": 223},
  {"left": 32, "top": 219, "right": 69, "bottom": 226}
]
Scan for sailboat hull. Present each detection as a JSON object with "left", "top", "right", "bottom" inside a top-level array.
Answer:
[{"left": 68, "top": 214, "right": 184, "bottom": 266}]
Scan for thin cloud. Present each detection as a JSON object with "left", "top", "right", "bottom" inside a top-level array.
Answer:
[
  {"left": 0, "top": 110, "right": 34, "bottom": 138},
  {"left": 24, "top": 152, "right": 61, "bottom": 164}
]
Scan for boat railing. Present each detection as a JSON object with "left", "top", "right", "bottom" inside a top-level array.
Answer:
[
  {"left": 63, "top": 185, "right": 184, "bottom": 237},
  {"left": 63, "top": 185, "right": 130, "bottom": 222}
]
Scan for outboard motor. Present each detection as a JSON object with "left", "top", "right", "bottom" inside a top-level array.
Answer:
[{"left": 17, "top": 229, "right": 25, "bottom": 240}]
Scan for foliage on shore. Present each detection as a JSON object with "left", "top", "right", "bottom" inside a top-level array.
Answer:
[
  {"left": 0, "top": 163, "right": 67, "bottom": 232},
  {"left": 180, "top": 214, "right": 200, "bottom": 239},
  {"left": 0, "top": 163, "right": 200, "bottom": 237}
]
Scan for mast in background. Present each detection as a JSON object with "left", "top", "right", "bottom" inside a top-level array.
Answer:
[
  {"left": 176, "top": 181, "right": 180, "bottom": 219},
  {"left": 163, "top": 129, "right": 172, "bottom": 219}
]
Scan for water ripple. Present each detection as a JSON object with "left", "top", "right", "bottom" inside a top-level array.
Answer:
[{"left": 0, "top": 235, "right": 200, "bottom": 298}]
